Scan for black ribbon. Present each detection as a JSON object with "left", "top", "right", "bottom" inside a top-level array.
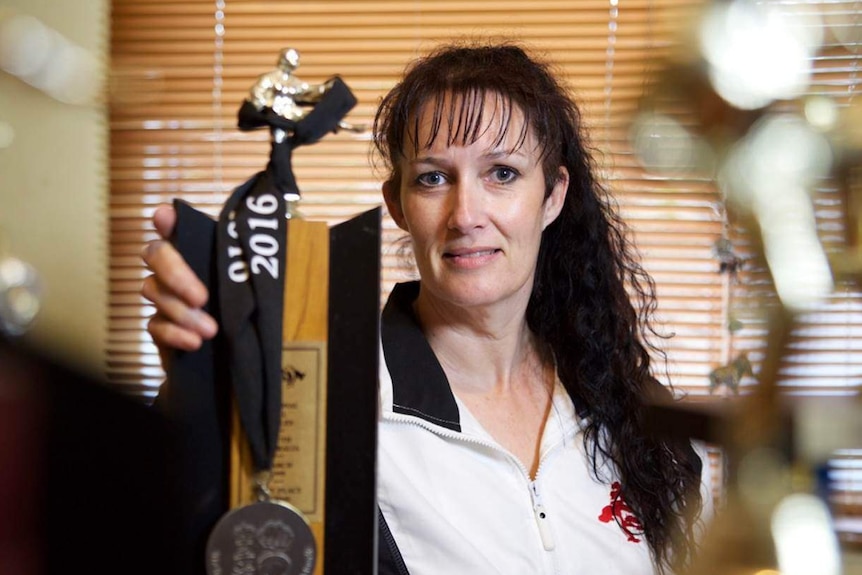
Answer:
[
  {"left": 214, "top": 75, "right": 357, "bottom": 472},
  {"left": 216, "top": 166, "right": 287, "bottom": 472}
]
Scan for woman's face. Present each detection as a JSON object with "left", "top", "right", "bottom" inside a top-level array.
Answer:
[{"left": 384, "top": 94, "right": 568, "bottom": 314}]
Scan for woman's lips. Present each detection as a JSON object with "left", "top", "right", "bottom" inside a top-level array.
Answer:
[{"left": 442, "top": 248, "right": 501, "bottom": 267}]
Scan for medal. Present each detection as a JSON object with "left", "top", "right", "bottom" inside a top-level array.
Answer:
[{"left": 206, "top": 499, "right": 316, "bottom": 575}]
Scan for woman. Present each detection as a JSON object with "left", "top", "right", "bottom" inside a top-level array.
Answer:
[{"left": 144, "top": 42, "right": 712, "bottom": 574}]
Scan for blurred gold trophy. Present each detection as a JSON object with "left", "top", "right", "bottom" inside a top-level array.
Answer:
[{"left": 632, "top": 3, "right": 862, "bottom": 573}]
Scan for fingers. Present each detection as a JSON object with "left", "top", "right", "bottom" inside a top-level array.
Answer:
[
  {"left": 141, "top": 273, "right": 218, "bottom": 340},
  {"left": 142, "top": 239, "right": 209, "bottom": 310},
  {"left": 141, "top": 205, "right": 218, "bottom": 369},
  {"left": 147, "top": 313, "right": 208, "bottom": 353},
  {"left": 141, "top": 205, "right": 218, "bottom": 354}
]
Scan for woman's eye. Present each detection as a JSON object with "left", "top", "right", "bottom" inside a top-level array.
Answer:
[
  {"left": 416, "top": 171, "right": 446, "bottom": 187},
  {"left": 491, "top": 166, "right": 518, "bottom": 183}
]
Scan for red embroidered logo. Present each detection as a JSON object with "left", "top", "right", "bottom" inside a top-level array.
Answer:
[{"left": 598, "top": 481, "right": 643, "bottom": 542}]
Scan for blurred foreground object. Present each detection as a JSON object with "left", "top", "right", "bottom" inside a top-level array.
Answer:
[
  {"left": 0, "top": 249, "right": 41, "bottom": 337},
  {"left": 0, "top": 337, "right": 189, "bottom": 574},
  {"left": 634, "top": 1, "right": 862, "bottom": 573},
  {"left": 0, "top": 1, "right": 108, "bottom": 375},
  {"left": 0, "top": 243, "right": 187, "bottom": 573},
  {"left": 0, "top": 11, "right": 100, "bottom": 105}
]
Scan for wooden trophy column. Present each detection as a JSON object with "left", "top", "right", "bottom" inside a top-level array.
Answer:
[{"left": 230, "top": 209, "right": 380, "bottom": 575}]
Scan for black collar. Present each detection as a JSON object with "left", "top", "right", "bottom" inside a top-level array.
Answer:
[{"left": 381, "top": 282, "right": 461, "bottom": 432}]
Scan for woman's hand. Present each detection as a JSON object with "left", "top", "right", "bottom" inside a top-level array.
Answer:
[{"left": 141, "top": 204, "right": 218, "bottom": 359}]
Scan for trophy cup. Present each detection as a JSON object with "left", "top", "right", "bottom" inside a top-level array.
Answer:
[{"left": 160, "top": 48, "right": 379, "bottom": 575}]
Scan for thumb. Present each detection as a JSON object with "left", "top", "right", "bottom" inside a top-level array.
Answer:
[{"left": 152, "top": 204, "right": 178, "bottom": 240}]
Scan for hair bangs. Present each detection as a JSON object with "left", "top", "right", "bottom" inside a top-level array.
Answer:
[{"left": 403, "top": 88, "right": 532, "bottom": 158}]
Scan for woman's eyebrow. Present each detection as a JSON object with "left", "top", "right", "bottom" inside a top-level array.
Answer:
[
  {"left": 407, "top": 155, "right": 448, "bottom": 167},
  {"left": 406, "top": 145, "right": 533, "bottom": 167},
  {"left": 482, "top": 149, "right": 528, "bottom": 161}
]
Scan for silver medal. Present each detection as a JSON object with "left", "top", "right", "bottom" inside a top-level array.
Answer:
[{"left": 206, "top": 500, "right": 316, "bottom": 575}]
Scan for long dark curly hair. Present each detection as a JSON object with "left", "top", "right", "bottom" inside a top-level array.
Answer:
[{"left": 373, "top": 41, "right": 704, "bottom": 572}]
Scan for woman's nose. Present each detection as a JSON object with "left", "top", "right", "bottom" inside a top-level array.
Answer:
[{"left": 447, "top": 179, "right": 485, "bottom": 232}]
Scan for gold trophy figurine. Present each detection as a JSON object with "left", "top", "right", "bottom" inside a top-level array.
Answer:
[{"left": 237, "top": 47, "right": 363, "bottom": 217}]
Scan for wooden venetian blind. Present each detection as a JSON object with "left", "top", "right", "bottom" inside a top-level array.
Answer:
[
  {"left": 109, "top": 0, "right": 722, "bottom": 397},
  {"left": 109, "top": 0, "right": 861, "bottom": 548},
  {"left": 107, "top": 0, "right": 862, "bottom": 403}
]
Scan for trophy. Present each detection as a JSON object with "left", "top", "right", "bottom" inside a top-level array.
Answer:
[
  {"left": 632, "top": 4, "right": 862, "bottom": 572},
  {"left": 160, "top": 49, "right": 379, "bottom": 575}
]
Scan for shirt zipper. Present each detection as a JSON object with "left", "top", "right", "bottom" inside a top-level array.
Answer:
[
  {"left": 530, "top": 480, "right": 556, "bottom": 551},
  {"left": 386, "top": 412, "right": 565, "bottom": 554}
]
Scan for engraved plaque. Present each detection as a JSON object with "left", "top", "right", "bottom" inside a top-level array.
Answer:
[{"left": 271, "top": 343, "right": 327, "bottom": 520}]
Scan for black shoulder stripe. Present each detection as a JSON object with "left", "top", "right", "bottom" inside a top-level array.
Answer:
[{"left": 381, "top": 282, "right": 461, "bottom": 432}]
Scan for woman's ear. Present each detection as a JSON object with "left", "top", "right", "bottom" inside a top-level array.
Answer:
[
  {"left": 542, "top": 167, "right": 568, "bottom": 229},
  {"left": 383, "top": 179, "right": 409, "bottom": 231}
]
